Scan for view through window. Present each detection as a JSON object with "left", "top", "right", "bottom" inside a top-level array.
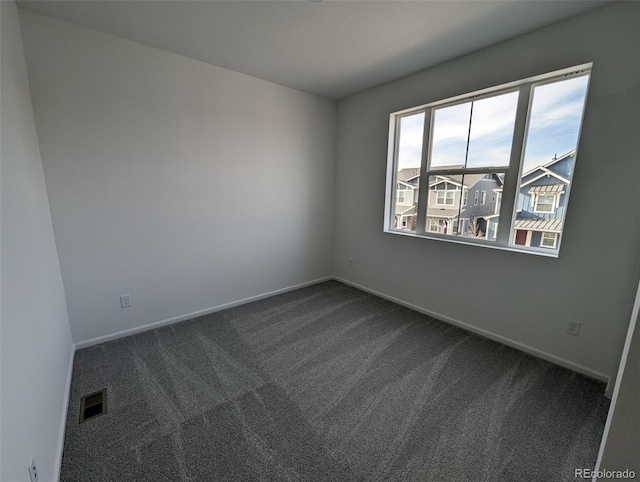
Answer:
[{"left": 388, "top": 65, "right": 590, "bottom": 255}]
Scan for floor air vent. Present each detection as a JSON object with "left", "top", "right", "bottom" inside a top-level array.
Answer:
[{"left": 79, "top": 389, "right": 107, "bottom": 423}]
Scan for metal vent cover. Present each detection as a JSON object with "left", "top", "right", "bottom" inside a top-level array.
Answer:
[{"left": 79, "top": 389, "right": 107, "bottom": 423}]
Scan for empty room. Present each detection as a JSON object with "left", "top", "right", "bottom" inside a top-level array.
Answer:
[{"left": 1, "top": 0, "right": 639, "bottom": 481}]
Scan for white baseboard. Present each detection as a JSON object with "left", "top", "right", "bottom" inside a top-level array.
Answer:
[
  {"left": 334, "top": 276, "right": 610, "bottom": 383},
  {"left": 54, "top": 343, "right": 75, "bottom": 482},
  {"left": 74, "top": 276, "right": 333, "bottom": 349}
]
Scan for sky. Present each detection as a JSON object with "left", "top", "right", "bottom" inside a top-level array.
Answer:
[{"left": 396, "top": 74, "right": 590, "bottom": 173}]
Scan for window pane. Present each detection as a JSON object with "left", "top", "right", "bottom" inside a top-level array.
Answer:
[
  {"left": 511, "top": 74, "right": 589, "bottom": 251},
  {"left": 393, "top": 113, "right": 424, "bottom": 232},
  {"left": 458, "top": 173, "right": 504, "bottom": 241},
  {"left": 427, "top": 175, "right": 462, "bottom": 235},
  {"left": 426, "top": 173, "right": 504, "bottom": 240},
  {"left": 541, "top": 233, "right": 557, "bottom": 248},
  {"left": 430, "top": 102, "right": 471, "bottom": 169},
  {"left": 466, "top": 91, "right": 519, "bottom": 168},
  {"left": 430, "top": 92, "right": 518, "bottom": 170}
]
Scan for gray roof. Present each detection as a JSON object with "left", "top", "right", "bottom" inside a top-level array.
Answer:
[
  {"left": 397, "top": 168, "right": 421, "bottom": 182},
  {"left": 514, "top": 217, "right": 563, "bottom": 232},
  {"left": 529, "top": 184, "right": 565, "bottom": 193},
  {"left": 395, "top": 205, "right": 416, "bottom": 216}
]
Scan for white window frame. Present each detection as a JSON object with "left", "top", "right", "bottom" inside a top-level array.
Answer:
[
  {"left": 533, "top": 194, "right": 556, "bottom": 213},
  {"left": 384, "top": 63, "right": 591, "bottom": 258},
  {"left": 474, "top": 191, "right": 479, "bottom": 206},
  {"left": 397, "top": 190, "right": 406, "bottom": 203},
  {"left": 435, "top": 189, "right": 455, "bottom": 206},
  {"left": 481, "top": 191, "right": 487, "bottom": 205},
  {"left": 463, "top": 190, "right": 468, "bottom": 206},
  {"left": 540, "top": 231, "right": 558, "bottom": 248}
]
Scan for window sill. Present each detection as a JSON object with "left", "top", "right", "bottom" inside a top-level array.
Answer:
[{"left": 384, "top": 228, "right": 560, "bottom": 258}]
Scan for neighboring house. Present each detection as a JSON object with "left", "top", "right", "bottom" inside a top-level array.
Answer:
[
  {"left": 426, "top": 173, "right": 503, "bottom": 236},
  {"left": 394, "top": 170, "right": 502, "bottom": 236},
  {"left": 396, "top": 150, "right": 574, "bottom": 246},
  {"left": 496, "top": 150, "right": 574, "bottom": 249},
  {"left": 394, "top": 168, "right": 420, "bottom": 230}
]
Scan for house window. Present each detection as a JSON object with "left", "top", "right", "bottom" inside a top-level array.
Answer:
[
  {"left": 397, "top": 191, "right": 406, "bottom": 203},
  {"left": 428, "top": 218, "right": 447, "bottom": 233},
  {"left": 435, "top": 190, "right": 455, "bottom": 206},
  {"left": 541, "top": 232, "right": 558, "bottom": 248},
  {"left": 385, "top": 64, "right": 590, "bottom": 256},
  {"left": 534, "top": 194, "right": 555, "bottom": 213},
  {"left": 452, "top": 219, "right": 460, "bottom": 234}
]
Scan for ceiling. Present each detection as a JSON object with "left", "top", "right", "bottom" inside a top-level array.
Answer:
[{"left": 16, "top": 0, "right": 612, "bottom": 100}]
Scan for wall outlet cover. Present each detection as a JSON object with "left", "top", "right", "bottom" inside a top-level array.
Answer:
[
  {"left": 567, "top": 320, "right": 581, "bottom": 336},
  {"left": 28, "top": 457, "right": 38, "bottom": 482},
  {"left": 120, "top": 295, "right": 131, "bottom": 308}
]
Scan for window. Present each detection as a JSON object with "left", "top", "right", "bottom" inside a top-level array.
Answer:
[
  {"left": 385, "top": 64, "right": 590, "bottom": 256},
  {"left": 397, "top": 190, "right": 406, "bottom": 203},
  {"left": 435, "top": 190, "right": 455, "bottom": 206},
  {"left": 495, "top": 191, "right": 502, "bottom": 214},
  {"left": 534, "top": 194, "right": 555, "bottom": 213},
  {"left": 428, "top": 218, "right": 447, "bottom": 233},
  {"left": 541, "top": 232, "right": 558, "bottom": 248}
]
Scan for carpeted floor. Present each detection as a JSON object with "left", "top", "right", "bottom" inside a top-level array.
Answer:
[{"left": 61, "top": 280, "right": 609, "bottom": 481}]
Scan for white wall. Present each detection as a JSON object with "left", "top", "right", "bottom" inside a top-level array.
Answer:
[
  {"left": 333, "top": 2, "right": 640, "bottom": 380},
  {"left": 0, "top": 2, "right": 75, "bottom": 481},
  {"left": 596, "top": 278, "right": 639, "bottom": 477},
  {"left": 18, "top": 11, "right": 337, "bottom": 346}
]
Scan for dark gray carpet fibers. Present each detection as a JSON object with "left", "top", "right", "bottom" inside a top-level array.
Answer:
[{"left": 61, "top": 281, "right": 609, "bottom": 481}]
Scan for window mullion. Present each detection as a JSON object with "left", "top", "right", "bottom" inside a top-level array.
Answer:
[
  {"left": 415, "top": 108, "right": 432, "bottom": 235},
  {"left": 385, "top": 115, "right": 401, "bottom": 230},
  {"left": 497, "top": 84, "right": 532, "bottom": 247}
]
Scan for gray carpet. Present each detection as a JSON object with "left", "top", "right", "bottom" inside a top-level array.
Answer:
[{"left": 61, "top": 280, "right": 609, "bottom": 481}]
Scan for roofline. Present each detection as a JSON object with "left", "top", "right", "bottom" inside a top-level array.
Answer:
[
  {"left": 397, "top": 206, "right": 416, "bottom": 215},
  {"left": 429, "top": 177, "right": 464, "bottom": 189},
  {"left": 520, "top": 149, "right": 576, "bottom": 179},
  {"left": 520, "top": 169, "right": 571, "bottom": 188}
]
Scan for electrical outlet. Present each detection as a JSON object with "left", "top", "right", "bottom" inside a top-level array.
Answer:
[
  {"left": 120, "top": 295, "right": 131, "bottom": 308},
  {"left": 567, "top": 320, "right": 581, "bottom": 336},
  {"left": 28, "top": 457, "right": 38, "bottom": 482},
  {"left": 348, "top": 258, "right": 353, "bottom": 268}
]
